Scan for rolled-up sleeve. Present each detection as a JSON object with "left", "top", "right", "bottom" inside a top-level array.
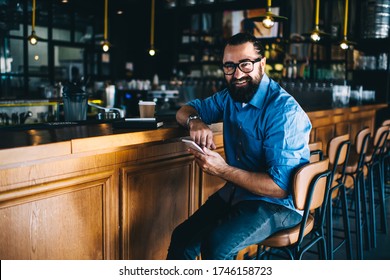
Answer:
[
  {"left": 264, "top": 106, "right": 311, "bottom": 192},
  {"left": 186, "top": 91, "right": 227, "bottom": 124}
]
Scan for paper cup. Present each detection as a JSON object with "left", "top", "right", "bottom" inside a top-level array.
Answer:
[{"left": 139, "top": 101, "right": 156, "bottom": 118}]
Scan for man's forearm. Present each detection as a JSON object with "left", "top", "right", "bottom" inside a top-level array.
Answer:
[
  {"left": 218, "top": 165, "right": 287, "bottom": 198},
  {"left": 176, "top": 105, "right": 198, "bottom": 127}
]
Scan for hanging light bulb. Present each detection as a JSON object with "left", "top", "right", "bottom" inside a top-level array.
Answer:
[
  {"left": 149, "top": 48, "right": 156, "bottom": 56},
  {"left": 28, "top": 31, "right": 38, "bottom": 45},
  {"left": 28, "top": 0, "right": 39, "bottom": 45},
  {"left": 340, "top": 39, "right": 349, "bottom": 50},
  {"left": 102, "top": 41, "right": 111, "bottom": 52},
  {"left": 148, "top": 0, "right": 157, "bottom": 56},
  {"left": 102, "top": 0, "right": 111, "bottom": 52},
  {"left": 262, "top": 16, "right": 275, "bottom": 29},
  {"left": 250, "top": 0, "right": 287, "bottom": 29},
  {"left": 310, "top": 30, "right": 321, "bottom": 42}
]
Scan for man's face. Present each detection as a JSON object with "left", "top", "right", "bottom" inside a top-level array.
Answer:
[{"left": 223, "top": 42, "right": 266, "bottom": 103}]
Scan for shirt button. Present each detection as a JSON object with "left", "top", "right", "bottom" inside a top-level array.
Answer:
[{"left": 236, "top": 156, "right": 240, "bottom": 161}]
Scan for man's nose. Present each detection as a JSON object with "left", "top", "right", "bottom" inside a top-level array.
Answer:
[{"left": 233, "top": 67, "right": 245, "bottom": 79}]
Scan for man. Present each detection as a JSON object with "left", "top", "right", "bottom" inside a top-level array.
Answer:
[{"left": 167, "top": 32, "right": 312, "bottom": 260}]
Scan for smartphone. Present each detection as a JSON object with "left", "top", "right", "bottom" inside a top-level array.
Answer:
[{"left": 181, "top": 138, "right": 205, "bottom": 154}]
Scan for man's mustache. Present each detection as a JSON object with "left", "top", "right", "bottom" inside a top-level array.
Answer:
[{"left": 231, "top": 77, "right": 252, "bottom": 84}]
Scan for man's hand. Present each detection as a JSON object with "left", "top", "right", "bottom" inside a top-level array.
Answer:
[
  {"left": 187, "top": 146, "right": 227, "bottom": 176},
  {"left": 188, "top": 121, "right": 216, "bottom": 150},
  {"left": 176, "top": 105, "right": 216, "bottom": 149}
]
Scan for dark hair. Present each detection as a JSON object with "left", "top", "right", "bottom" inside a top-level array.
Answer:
[{"left": 224, "top": 32, "right": 265, "bottom": 58}]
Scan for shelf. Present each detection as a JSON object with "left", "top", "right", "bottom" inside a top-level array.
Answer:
[{"left": 0, "top": 100, "right": 59, "bottom": 107}]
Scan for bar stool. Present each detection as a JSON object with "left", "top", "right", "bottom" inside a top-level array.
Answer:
[
  {"left": 344, "top": 127, "right": 371, "bottom": 260},
  {"left": 256, "top": 159, "right": 331, "bottom": 260},
  {"left": 309, "top": 142, "right": 324, "bottom": 162},
  {"left": 326, "top": 134, "right": 352, "bottom": 259},
  {"left": 364, "top": 125, "right": 390, "bottom": 248}
]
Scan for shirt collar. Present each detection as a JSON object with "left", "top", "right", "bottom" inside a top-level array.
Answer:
[{"left": 248, "top": 73, "right": 270, "bottom": 110}]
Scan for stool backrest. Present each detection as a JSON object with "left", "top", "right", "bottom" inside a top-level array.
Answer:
[
  {"left": 373, "top": 125, "right": 389, "bottom": 148},
  {"left": 370, "top": 125, "right": 390, "bottom": 160},
  {"left": 293, "top": 158, "right": 330, "bottom": 211},
  {"left": 328, "top": 134, "right": 350, "bottom": 166},
  {"left": 309, "top": 142, "right": 323, "bottom": 163},
  {"left": 354, "top": 127, "right": 371, "bottom": 171},
  {"left": 382, "top": 120, "right": 390, "bottom": 147},
  {"left": 355, "top": 127, "right": 371, "bottom": 155}
]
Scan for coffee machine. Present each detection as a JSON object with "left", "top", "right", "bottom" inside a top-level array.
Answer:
[
  {"left": 115, "top": 89, "right": 148, "bottom": 117},
  {"left": 147, "top": 90, "right": 179, "bottom": 116}
]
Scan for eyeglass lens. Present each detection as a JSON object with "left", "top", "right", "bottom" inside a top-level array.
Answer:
[{"left": 222, "top": 58, "right": 261, "bottom": 75}]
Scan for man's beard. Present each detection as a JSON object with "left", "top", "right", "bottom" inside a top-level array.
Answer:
[{"left": 226, "top": 76, "right": 260, "bottom": 103}]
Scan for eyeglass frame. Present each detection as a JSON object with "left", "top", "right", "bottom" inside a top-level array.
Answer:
[{"left": 222, "top": 57, "right": 263, "bottom": 75}]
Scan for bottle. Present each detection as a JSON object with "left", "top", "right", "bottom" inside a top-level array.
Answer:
[
  {"left": 292, "top": 59, "right": 298, "bottom": 79},
  {"left": 152, "top": 74, "right": 159, "bottom": 90}
]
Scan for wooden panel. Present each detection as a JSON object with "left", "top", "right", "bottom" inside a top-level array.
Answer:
[
  {"left": 335, "top": 122, "right": 350, "bottom": 137},
  {"left": 314, "top": 125, "right": 335, "bottom": 155},
  {"left": 0, "top": 141, "right": 71, "bottom": 167},
  {"left": 307, "top": 106, "right": 381, "bottom": 154},
  {"left": 0, "top": 152, "right": 116, "bottom": 190},
  {"left": 71, "top": 128, "right": 184, "bottom": 154},
  {"left": 120, "top": 156, "right": 195, "bottom": 260},
  {"left": 0, "top": 171, "right": 118, "bottom": 259},
  {"left": 199, "top": 172, "right": 226, "bottom": 205},
  {"left": 199, "top": 148, "right": 226, "bottom": 206}
]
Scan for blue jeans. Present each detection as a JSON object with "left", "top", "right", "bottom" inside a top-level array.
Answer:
[{"left": 166, "top": 192, "right": 302, "bottom": 260}]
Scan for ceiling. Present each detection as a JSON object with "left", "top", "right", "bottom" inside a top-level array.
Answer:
[{"left": 0, "top": 0, "right": 151, "bottom": 31}]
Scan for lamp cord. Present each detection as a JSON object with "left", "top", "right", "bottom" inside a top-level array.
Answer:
[
  {"left": 343, "top": 0, "right": 349, "bottom": 38},
  {"left": 150, "top": 0, "right": 155, "bottom": 47},
  {"left": 32, "top": 0, "right": 36, "bottom": 30},
  {"left": 104, "top": 0, "right": 108, "bottom": 40}
]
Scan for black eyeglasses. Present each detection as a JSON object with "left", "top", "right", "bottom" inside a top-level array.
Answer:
[{"left": 222, "top": 57, "right": 262, "bottom": 75}]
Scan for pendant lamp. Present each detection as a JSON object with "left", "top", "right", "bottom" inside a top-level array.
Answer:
[
  {"left": 27, "top": 0, "right": 39, "bottom": 45},
  {"left": 308, "top": 0, "right": 330, "bottom": 42},
  {"left": 148, "top": 0, "right": 156, "bottom": 56},
  {"left": 250, "top": 0, "right": 288, "bottom": 29},
  {"left": 102, "top": 0, "right": 111, "bottom": 52},
  {"left": 339, "top": 0, "right": 355, "bottom": 49}
]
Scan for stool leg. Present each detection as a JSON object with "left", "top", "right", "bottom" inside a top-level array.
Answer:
[
  {"left": 341, "top": 184, "right": 353, "bottom": 259},
  {"left": 355, "top": 173, "right": 364, "bottom": 260},
  {"left": 326, "top": 190, "right": 334, "bottom": 260},
  {"left": 378, "top": 158, "right": 388, "bottom": 234},
  {"left": 367, "top": 163, "right": 376, "bottom": 249},
  {"left": 360, "top": 172, "right": 371, "bottom": 251}
]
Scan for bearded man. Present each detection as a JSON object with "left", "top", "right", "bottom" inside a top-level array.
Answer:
[{"left": 167, "top": 32, "right": 312, "bottom": 260}]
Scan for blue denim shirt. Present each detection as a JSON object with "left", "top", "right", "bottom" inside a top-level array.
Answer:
[{"left": 187, "top": 74, "right": 312, "bottom": 212}]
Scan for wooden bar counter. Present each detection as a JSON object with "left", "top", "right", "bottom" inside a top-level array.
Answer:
[{"left": 0, "top": 104, "right": 387, "bottom": 260}]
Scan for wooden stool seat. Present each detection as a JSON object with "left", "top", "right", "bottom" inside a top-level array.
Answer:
[{"left": 261, "top": 216, "right": 314, "bottom": 247}]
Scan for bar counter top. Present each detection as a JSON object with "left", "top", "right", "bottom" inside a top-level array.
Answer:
[
  {"left": 0, "top": 119, "right": 181, "bottom": 149},
  {"left": 0, "top": 103, "right": 387, "bottom": 166}
]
